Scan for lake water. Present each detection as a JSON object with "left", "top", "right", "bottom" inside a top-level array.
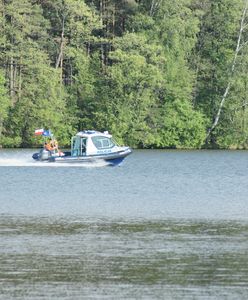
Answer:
[{"left": 0, "top": 149, "right": 248, "bottom": 299}]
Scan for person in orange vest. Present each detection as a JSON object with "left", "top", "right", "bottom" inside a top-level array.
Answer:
[
  {"left": 44, "top": 139, "right": 64, "bottom": 156},
  {"left": 44, "top": 141, "right": 50, "bottom": 151},
  {"left": 44, "top": 140, "right": 54, "bottom": 152}
]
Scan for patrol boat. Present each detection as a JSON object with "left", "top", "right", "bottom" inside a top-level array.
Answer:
[{"left": 32, "top": 130, "right": 132, "bottom": 166}]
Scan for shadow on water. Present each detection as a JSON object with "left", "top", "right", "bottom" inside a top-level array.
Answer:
[{"left": 1, "top": 216, "right": 248, "bottom": 299}]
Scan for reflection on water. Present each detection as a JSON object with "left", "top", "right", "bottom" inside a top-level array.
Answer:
[{"left": 1, "top": 216, "right": 248, "bottom": 299}]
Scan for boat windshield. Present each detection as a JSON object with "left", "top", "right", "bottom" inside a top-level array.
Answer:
[{"left": 92, "top": 136, "right": 115, "bottom": 149}]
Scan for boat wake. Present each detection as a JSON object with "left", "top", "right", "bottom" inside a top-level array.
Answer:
[{"left": 0, "top": 150, "right": 109, "bottom": 168}]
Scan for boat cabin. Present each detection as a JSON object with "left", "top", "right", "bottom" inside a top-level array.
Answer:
[{"left": 71, "top": 130, "right": 117, "bottom": 156}]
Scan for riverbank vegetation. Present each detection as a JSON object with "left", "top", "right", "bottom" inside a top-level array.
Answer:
[{"left": 0, "top": 0, "right": 248, "bottom": 149}]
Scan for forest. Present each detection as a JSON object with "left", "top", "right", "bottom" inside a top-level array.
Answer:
[{"left": 1, "top": 0, "right": 248, "bottom": 149}]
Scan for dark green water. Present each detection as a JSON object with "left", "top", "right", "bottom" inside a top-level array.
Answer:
[{"left": 0, "top": 149, "right": 248, "bottom": 299}]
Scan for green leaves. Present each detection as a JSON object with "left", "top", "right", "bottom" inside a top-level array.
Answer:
[
  {"left": 160, "top": 99, "right": 205, "bottom": 148},
  {"left": 0, "top": 0, "right": 247, "bottom": 149}
]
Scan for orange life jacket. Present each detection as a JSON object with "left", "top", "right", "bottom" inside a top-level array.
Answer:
[{"left": 45, "top": 143, "right": 53, "bottom": 151}]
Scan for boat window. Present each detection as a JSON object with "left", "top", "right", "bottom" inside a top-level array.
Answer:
[{"left": 92, "top": 136, "right": 115, "bottom": 149}]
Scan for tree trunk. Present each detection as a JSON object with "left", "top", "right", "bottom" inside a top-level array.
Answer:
[
  {"left": 150, "top": 0, "right": 161, "bottom": 16},
  {"left": 99, "top": 0, "right": 105, "bottom": 70},
  {"left": 56, "top": 16, "right": 65, "bottom": 84},
  {"left": 18, "top": 63, "right": 22, "bottom": 100},
  {"left": 9, "top": 57, "right": 14, "bottom": 105}
]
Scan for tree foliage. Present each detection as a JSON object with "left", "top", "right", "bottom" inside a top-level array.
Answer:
[{"left": 0, "top": 0, "right": 247, "bottom": 148}]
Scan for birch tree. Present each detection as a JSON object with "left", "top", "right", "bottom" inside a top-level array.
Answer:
[{"left": 206, "top": 0, "right": 248, "bottom": 142}]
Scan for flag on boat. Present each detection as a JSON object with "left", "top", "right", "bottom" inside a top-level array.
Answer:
[
  {"left": 42, "top": 129, "right": 52, "bottom": 137},
  {"left": 34, "top": 128, "right": 44, "bottom": 135},
  {"left": 35, "top": 128, "right": 53, "bottom": 137}
]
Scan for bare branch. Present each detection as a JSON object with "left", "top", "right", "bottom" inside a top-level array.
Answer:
[
  {"left": 238, "top": 40, "right": 248, "bottom": 52},
  {"left": 150, "top": 0, "right": 162, "bottom": 16},
  {"left": 241, "top": 21, "right": 248, "bottom": 30}
]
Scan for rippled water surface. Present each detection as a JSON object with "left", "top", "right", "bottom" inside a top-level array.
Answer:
[{"left": 0, "top": 149, "right": 248, "bottom": 299}]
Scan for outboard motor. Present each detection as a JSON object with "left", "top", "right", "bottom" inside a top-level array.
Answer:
[{"left": 39, "top": 149, "right": 50, "bottom": 161}]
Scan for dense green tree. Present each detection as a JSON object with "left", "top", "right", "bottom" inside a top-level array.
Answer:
[
  {"left": 89, "top": 29, "right": 205, "bottom": 147},
  {"left": 124, "top": 0, "right": 206, "bottom": 147},
  {"left": 0, "top": 0, "right": 50, "bottom": 103},
  {"left": 0, "top": 0, "right": 247, "bottom": 149},
  {"left": 39, "top": 0, "right": 102, "bottom": 143},
  {"left": 0, "top": 0, "right": 72, "bottom": 146},
  {"left": 95, "top": 34, "right": 165, "bottom": 146},
  {"left": 5, "top": 61, "right": 72, "bottom": 147},
  {"left": 40, "top": 0, "right": 100, "bottom": 83}
]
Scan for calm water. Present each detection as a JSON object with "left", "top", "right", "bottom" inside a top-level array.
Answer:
[{"left": 0, "top": 149, "right": 248, "bottom": 299}]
